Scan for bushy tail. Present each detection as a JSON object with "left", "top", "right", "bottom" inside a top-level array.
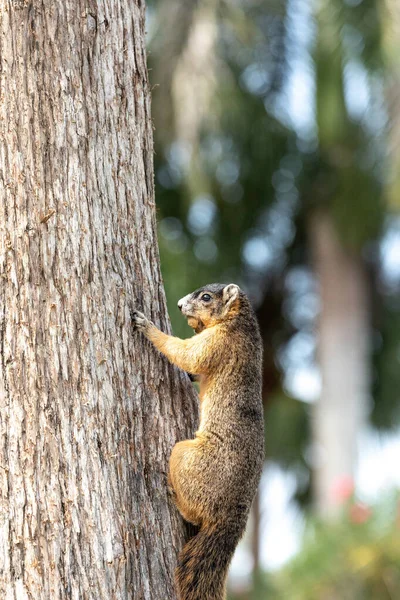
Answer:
[{"left": 175, "top": 520, "right": 243, "bottom": 600}]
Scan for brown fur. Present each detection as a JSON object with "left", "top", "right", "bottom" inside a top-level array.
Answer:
[{"left": 131, "top": 283, "right": 264, "bottom": 600}]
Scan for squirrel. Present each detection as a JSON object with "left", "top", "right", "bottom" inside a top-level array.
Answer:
[{"left": 131, "top": 283, "right": 264, "bottom": 600}]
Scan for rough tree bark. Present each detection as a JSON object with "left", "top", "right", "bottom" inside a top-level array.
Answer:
[
  {"left": 0, "top": 1, "right": 197, "bottom": 599},
  {"left": 310, "top": 211, "right": 369, "bottom": 517}
]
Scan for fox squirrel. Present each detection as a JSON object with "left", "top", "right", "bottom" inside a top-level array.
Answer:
[{"left": 131, "top": 283, "right": 264, "bottom": 600}]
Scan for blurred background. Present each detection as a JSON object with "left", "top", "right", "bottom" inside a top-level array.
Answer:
[{"left": 146, "top": 0, "right": 400, "bottom": 597}]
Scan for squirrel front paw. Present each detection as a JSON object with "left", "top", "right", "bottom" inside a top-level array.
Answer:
[{"left": 130, "top": 308, "right": 151, "bottom": 333}]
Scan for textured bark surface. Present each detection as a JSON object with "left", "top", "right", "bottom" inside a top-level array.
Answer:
[
  {"left": 310, "top": 211, "right": 369, "bottom": 517},
  {"left": 0, "top": 1, "right": 198, "bottom": 598}
]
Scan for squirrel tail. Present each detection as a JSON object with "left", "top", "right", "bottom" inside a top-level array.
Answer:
[{"left": 175, "top": 519, "right": 243, "bottom": 600}]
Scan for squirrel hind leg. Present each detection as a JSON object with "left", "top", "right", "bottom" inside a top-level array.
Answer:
[
  {"left": 169, "top": 477, "right": 202, "bottom": 526},
  {"left": 173, "top": 492, "right": 202, "bottom": 527},
  {"left": 168, "top": 474, "right": 201, "bottom": 525},
  {"left": 169, "top": 440, "right": 203, "bottom": 527}
]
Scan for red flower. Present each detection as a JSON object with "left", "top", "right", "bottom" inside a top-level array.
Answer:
[
  {"left": 331, "top": 476, "right": 355, "bottom": 505},
  {"left": 349, "top": 503, "right": 372, "bottom": 524}
]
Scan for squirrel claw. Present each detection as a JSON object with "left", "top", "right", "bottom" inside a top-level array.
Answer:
[
  {"left": 167, "top": 484, "right": 176, "bottom": 499},
  {"left": 130, "top": 307, "right": 149, "bottom": 332}
]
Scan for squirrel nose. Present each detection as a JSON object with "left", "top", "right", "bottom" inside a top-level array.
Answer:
[{"left": 177, "top": 300, "right": 183, "bottom": 312}]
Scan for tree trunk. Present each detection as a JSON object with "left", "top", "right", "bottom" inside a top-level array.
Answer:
[
  {"left": 309, "top": 211, "right": 369, "bottom": 517},
  {"left": 0, "top": 2, "right": 197, "bottom": 599}
]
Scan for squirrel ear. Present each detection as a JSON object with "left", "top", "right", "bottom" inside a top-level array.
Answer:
[{"left": 222, "top": 283, "right": 240, "bottom": 305}]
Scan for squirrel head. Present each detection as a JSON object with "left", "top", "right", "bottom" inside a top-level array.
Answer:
[{"left": 177, "top": 283, "right": 241, "bottom": 333}]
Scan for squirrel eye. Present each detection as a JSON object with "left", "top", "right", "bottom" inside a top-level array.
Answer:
[{"left": 201, "top": 293, "right": 211, "bottom": 302}]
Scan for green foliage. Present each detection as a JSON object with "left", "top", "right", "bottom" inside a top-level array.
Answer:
[
  {"left": 266, "top": 394, "right": 311, "bottom": 504},
  {"left": 151, "top": 0, "right": 295, "bottom": 337},
  {"left": 373, "top": 290, "right": 400, "bottom": 429},
  {"left": 149, "top": 0, "right": 400, "bottom": 506},
  {"left": 271, "top": 495, "right": 400, "bottom": 600},
  {"left": 310, "top": 0, "right": 385, "bottom": 251}
]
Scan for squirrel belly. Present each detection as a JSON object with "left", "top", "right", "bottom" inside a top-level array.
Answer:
[{"left": 131, "top": 283, "right": 264, "bottom": 600}]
